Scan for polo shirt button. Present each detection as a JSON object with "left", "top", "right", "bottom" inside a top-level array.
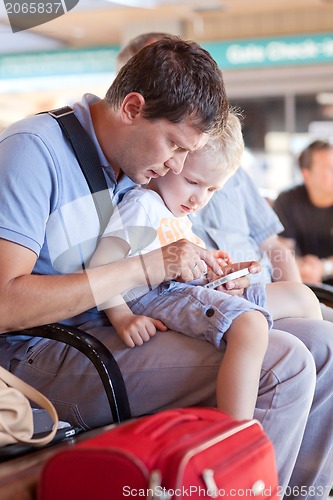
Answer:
[{"left": 206, "top": 308, "right": 215, "bottom": 317}]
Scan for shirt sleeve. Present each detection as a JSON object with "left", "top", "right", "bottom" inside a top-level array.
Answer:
[
  {"left": 0, "top": 129, "right": 59, "bottom": 255},
  {"left": 102, "top": 189, "right": 159, "bottom": 255},
  {"left": 240, "top": 168, "right": 284, "bottom": 244},
  {"left": 273, "top": 191, "right": 297, "bottom": 239}
]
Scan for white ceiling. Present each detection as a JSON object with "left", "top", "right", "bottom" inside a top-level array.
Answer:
[{"left": 1, "top": 0, "right": 333, "bottom": 54}]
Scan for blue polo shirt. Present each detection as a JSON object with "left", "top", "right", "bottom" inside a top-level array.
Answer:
[{"left": 0, "top": 94, "right": 135, "bottom": 328}]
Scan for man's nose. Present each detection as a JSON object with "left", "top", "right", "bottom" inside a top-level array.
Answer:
[{"left": 165, "top": 150, "right": 189, "bottom": 174}]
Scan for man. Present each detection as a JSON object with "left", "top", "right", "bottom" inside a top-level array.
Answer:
[
  {"left": 0, "top": 36, "right": 249, "bottom": 425},
  {"left": 1, "top": 34, "right": 333, "bottom": 499},
  {"left": 274, "top": 140, "right": 333, "bottom": 286}
]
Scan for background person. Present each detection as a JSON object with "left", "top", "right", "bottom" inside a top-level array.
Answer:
[{"left": 274, "top": 139, "right": 333, "bottom": 287}]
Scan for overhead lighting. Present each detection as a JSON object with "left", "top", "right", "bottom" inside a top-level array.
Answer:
[
  {"left": 192, "top": 3, "right": 226, "bottom": 13},
  {"left": 316, "top": 93, "right": 333, "bottom": 105},
  {"left": 105, "top": 0, "right": 157, "bottom": 7}
]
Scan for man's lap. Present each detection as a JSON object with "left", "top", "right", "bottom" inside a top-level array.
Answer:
[{"left": 0, "top": 318, "right": 324, "bottom": 430}]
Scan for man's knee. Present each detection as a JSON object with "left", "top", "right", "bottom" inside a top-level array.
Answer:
[{"left": 260, "top": 329, "right": 316, "bottom": 405}]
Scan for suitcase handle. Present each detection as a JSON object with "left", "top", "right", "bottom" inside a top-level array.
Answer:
[{"left": 135, "top": 411, "right": 201, "bottom": 439}]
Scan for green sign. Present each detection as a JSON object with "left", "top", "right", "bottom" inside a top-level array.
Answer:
[
  {"left": 203, "top": 32, "right": 333, "bottom": 69},
  {"left": 0, "top": 45, "right": 119, "bottom": 80},
  {"left": 0, "top": 32, "right": 333, "bottom": 81}
]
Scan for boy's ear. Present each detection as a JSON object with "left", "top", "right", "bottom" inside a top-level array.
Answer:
[{"left": 121, "top": 92, "right": 145, "bottom": 124}]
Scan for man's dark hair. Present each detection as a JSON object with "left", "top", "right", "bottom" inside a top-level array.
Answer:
[
  {"left": 298, "top": 140, "right": 333, "bottom": 170},
  {"left": 105, "top": 36, "right": 229, "bottom": 135}
]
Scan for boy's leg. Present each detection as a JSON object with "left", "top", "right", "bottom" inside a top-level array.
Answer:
[{"left": 217, "top": 310, "right": 268, "bottom": 420}]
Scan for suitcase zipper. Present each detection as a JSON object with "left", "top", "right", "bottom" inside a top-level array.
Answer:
[
  {"left": 148, "top": 420, "right": 262, "bottom": 499},
  {"left": 176, "top": 420, "right": 262, "bottom": 494},
  {"left": 200, "top": 436, "right": 269, "bottom": 498}
]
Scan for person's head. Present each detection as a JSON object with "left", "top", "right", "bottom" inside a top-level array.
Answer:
[
  {"left": 298, "top": 140, "right": 333, "bottom": 203},
  {"left": 116, "top": 32, "right": 170, "bottom": 71},
  {"left": 106, "top": 36, "right": 228, "bottom": 137},
  {"left": 147, "top": 109, "right": 244, "bottom": 217},
  {"left": 102, "top": 36, "right": 229, "bottom": 185}
]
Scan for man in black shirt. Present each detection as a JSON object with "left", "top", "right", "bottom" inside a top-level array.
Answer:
[{"left": 274, "top": 140, "right": 333, "bottom": 286}]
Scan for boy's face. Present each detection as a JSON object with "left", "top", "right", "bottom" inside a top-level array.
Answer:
[{"left": 149, "top": 146, "right": 228, "bottom": 217}]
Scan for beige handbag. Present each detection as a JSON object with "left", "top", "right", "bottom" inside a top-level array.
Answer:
[{"left": 0, "top": 366, "right": 58, "bottom": 447}]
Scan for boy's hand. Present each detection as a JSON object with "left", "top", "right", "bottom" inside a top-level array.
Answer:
[
  {"left": 214, "top": 261, "right": 261, "bottom": 297},
  {"left": 116, "top": 314, "right": 168, "bottom": 348},
  {"left": 212, "top": 249, "right": 233, "bottom": 267}
]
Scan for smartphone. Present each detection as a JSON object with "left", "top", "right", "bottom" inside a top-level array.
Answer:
[
  {"left": 204, "top": 267, "right": 250, "bottom": 289},
  {"left": 0, "top": 426, "right": 82, "bottom": 462}
]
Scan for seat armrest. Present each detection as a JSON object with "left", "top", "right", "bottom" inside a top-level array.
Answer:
[{"left": 4, "top": 323, "right": 131, "bottom": 424}]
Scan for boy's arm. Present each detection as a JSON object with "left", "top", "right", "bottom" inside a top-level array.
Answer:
[
  {"left": 89, "top": 234, "right": 130, "bottom": 310},
  {"left": 89, "top": 236, "right": 130, "bottom": 268},
  {"left": 90, "top": 235, "right": 167, "bottom": 348}
]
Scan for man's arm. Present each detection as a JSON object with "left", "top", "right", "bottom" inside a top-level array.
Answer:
[
  {"left": 275, "top": 235, "right": 333, "bottom": 283},
  {"left": 0, "top": 237, "right": 224, "bottom": 333},
  {"left": 260, "top": 235, "right": 302, "bottom": 283}
]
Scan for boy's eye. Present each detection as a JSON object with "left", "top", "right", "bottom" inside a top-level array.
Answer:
[{"left": 208, "top": 187, "right": 217, "bottom": 193}]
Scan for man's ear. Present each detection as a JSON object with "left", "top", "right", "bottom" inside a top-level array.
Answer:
[
  {"left": 301, "top": 167, "right": 310, "bottom": 183},
  {"left": 121, "top": 92, "right": 145, "bottom": 124}
]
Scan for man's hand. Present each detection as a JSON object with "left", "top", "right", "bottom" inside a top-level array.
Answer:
[
  {"left": 143, "top": 239, "right": 224, "bottom": 286},
  {"left": 298, "top": 254, "right": 324, "bottom": 283}
]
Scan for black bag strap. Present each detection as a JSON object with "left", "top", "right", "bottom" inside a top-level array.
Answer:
[
  {"left": 48, "top": 106, "right": 113, "bottom": 234},
  {"left": 38, "top": 107, "right": 132, "bottom": 422}
]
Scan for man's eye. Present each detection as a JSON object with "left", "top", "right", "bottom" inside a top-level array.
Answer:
[{"left": 172, "top": 144, "right": 186, "bottom": 152}]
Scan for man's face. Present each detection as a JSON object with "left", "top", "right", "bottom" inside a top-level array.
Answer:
[
  {"left": 117, "top": 115, "right": 208, "bottom": 185},
  {"left": 303, "top": 149, "right": 333, "bottom": 198}
]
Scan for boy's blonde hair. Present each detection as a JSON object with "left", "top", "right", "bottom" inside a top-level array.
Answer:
[{"left": 203, "top": 108, "right": 244, "bottom": 179}]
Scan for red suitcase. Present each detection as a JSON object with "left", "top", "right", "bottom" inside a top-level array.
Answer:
[{"left": 39, "top": 407, "right": 279, "bottom": 499}]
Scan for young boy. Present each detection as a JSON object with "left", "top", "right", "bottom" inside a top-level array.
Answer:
[{"left": 90, "top": 111, "right": 322, "bottom": 421}]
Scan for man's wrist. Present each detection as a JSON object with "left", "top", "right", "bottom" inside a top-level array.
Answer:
[{"left": 321, "top": 258, "right": 333, "bottom": 279}]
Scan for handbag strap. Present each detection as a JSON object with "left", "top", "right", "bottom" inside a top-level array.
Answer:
[
  {"left": 48, "top": 106, "right": 113, "bottom": 235},
  {"left": 0, "top": 366, "right": 58, "bottom": 445}
]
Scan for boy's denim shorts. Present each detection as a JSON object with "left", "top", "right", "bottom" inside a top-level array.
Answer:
[{"left": 125, "top": 281, "right": 272, "bottom": 349}]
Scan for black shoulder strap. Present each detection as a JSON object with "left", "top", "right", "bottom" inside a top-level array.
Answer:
[{"left": 47, "top": 106, "right": 113, "bottom": 234}]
